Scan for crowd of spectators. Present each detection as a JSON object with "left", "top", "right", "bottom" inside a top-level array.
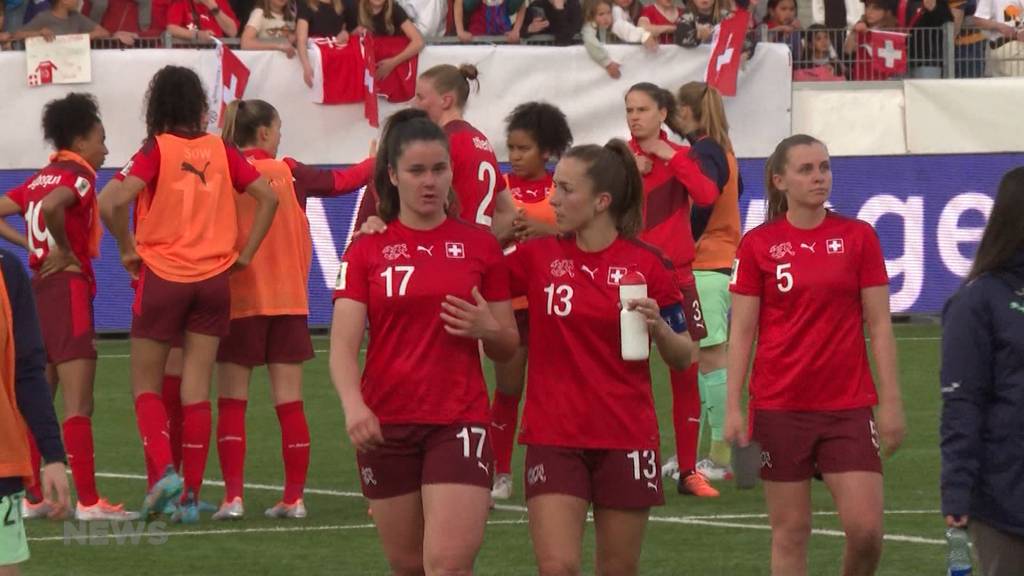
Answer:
[{"left": 0, "top": 0, "right": 1021, "bottom": 78}]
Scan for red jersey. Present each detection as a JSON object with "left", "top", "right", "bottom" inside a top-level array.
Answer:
[
  {"left": 445, "top": 120, "right": 506, "bottom": 228},
  {"left": 729, "top": 212, "right": 889, "bottom": 411},
  {"left": 507, "top": 235, "right": 682, "bottom": 450},
  {"left": 640, "top": 4, "right": 683, "bottom": 44},
  {"left": 334, "top": 217, "right": 510, "bottom": 424},
  {"left": 7, "top": 157, "right": 97, "bottom": 289},
  {"left": 629, "top": 134, "right": 718, "bottom": 286},
  {"left": 166, "top": 0, "right": 239, "bottom": 37}
]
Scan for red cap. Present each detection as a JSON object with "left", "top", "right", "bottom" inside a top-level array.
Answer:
[{"left": 620, "top": 271, "right": 647, "bottom": 286}]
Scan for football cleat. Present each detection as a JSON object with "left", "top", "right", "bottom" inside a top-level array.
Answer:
[
  {"left": 171, "top": 491, "right": 200, "bottom": 524},
  {"left": 661, "top": 455, "right": 681, "bottom": 481},
  {"left": 75, "top": 499, "right": 140, "bottom": 521},
  {"left": 696, "top": 458, "right": 734, "bottom": 482},
  {"left": 141, "top": 466, "right": 183, "bottom": 518},
  {"left": 265, "top": 499, "right": 307, "bottom": 519},
  {"left": 678, "top": 472, "right": 721, "bottom": 498},
  {"left": 21, "top": 498, "right": 54, "bottom": 520},
  {"left": 491, "top": 474, "right": 513, "bottom": 500},
  {"left": 211, "top": 497, "right": 245, "bottom": 521}
]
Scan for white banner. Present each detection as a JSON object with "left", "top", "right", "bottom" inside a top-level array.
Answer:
[
  {"left": 25, "top": 34, "right": 91, "bottom": 87},
  {"left": 0, "top": 44, "right": 789, "bottom": 168},
  {"left": 904, "top": 78, "right": 1024, "bottom": 154}
]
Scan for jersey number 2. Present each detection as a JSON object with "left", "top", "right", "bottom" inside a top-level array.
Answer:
[{"left": 475, "top": 162, "right": 497, "bottom": 227}]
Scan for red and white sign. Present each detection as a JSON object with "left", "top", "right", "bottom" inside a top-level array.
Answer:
[
  {"left": 860, "top": 30, "right": 908, "bottom": 78},
  {"left": 704, "top": 8, "right": 749, "bottom": 97},
  {"left": 25, "top": 34, "right": 91, "bottom": 87},
  {"left": 207, "top": 40, "right": 250, "bottom": 130}
]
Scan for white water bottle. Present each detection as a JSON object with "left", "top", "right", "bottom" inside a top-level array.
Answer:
[{"left": 619, "top": 271, "right": 649, "bottom": 361}]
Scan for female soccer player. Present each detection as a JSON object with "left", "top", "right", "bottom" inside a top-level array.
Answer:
[
  {"left": 210, "top": 99, "right": 374, "bottom": 521},
  {"left": 0, "top": 93, "right": 135, "bottom": 521},
  {"left": 490, "top": 101, "right": 573, "bottom": 501},
  {"left": 330, "top": 108, "right": 518, "bottom": 574},
  {"left": 503, "top": 139, "right": 695, "bottom": 576},
  {"left": 675, "top": 81, "right": 742, "bottom": 481},
  {"left": 99, "top": 65, "right": 278, "bottom": 523},
  {"left": 624, "top": 82, "right": 719, "bottom": 498},
  {"left": 413, "top": 63, "right": 515, "bottom": 238},
  {"left": 725, "top": 134, "right": 905, "bottom": 576},
  {"left": 941, "top": 167, "right": 1024, "bottom": 576}
]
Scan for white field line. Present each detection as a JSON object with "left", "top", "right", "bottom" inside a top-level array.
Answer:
[{"left": 88, "top": 472, "right": 942, "bottom": 545}]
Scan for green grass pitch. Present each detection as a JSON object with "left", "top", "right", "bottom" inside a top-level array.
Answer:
[{"left": 21, "top": 323, "right": 947, "bottom": 575}]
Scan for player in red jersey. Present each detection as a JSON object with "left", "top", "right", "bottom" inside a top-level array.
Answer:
[
  {"left": 0, "top": 94, "right": 137, "bottom": 522},
  {"left": 624, "top": 82, "right": 721, "bottom": 498},
  {"left": 99, "top": 66, "right": 278, "bottom": 523},
  {"left": 413, "top": 63, "right": 515, "bottom": 239},
  {"left": 503, "top": 140, "right": 695, "bottom": 576},
  {"left": 209, "top": 99, "right": 374, "bottom": 521},
  {"left": 490, "top": 101, "right": 573, "bottom": 502},
  {"left": 725, "top": 135, "right": 906, "bottom": 576},
  {"left": 330, "top": 109, "right": 518, "bottom": 574}
]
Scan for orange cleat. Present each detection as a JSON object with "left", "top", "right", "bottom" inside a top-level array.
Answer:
[{"left": 678, "top": 472, "right": 721, "bottom": 498}]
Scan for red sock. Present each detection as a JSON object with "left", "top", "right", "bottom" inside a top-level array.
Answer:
[
  {"left": 63, "top": 416, "right": 98, "bottom": 507},
  {"left": 490, "top": 391, "right": 521, "bottom": 475},
  {"left": 216, "top": 398, "right": 247, "bottom": 502},
  {"left": 134, "top": 392, "right": 174, "bottom": 475},
  {"left": 161, "top": 375, "right": 184, "bottom": 472},
  {"left": 181, "top": 401, "right": 212, "bottom": 502},
  {"left": 275, "top": 401, "right": 310, "bottom": 505},
  {"left": 671, "top": 364, "right": 702, "bottom": 474},
  {"left": 25, "top": 432, "right": 42, "bottom": 502},
  {"left": 144, "top": 453, "right": 159, "bottom": 490}
]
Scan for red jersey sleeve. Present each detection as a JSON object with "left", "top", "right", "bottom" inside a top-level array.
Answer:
[
  {"left": 647, "top": 257, "right": 682, "bottom": 308},
  {"left": 330, "top": 158, "right": 373, "bottom": 196},
  {"left": 505, "top": 244, "right": 529, "bottom": 298},
  {"left": 668, "top": 148, "right": 719, "bottom": 208},
  {"left": 333, "top": 237, "right": 370, "bottom": 303},
  {"left": 857, "top": 223, "right": 889, "bottom": 288},
  {"left": 729, "top": 233, "right": 763, "bottom": 296},
  {"left": 6, "top": 184, "right": 26, "bottom": 211},
  {"left": 224, "top": 142, "right": 261, "bottom": 192},
  {"left": 127, "top": 139, "right": 161, "bottom": 186},
  {"left": 479, "top": 236, "right": 511, "bottom": 302}
]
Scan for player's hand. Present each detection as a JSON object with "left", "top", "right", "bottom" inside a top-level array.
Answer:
[
  {"left": 232, "top": 252, "right": 252, "bottom": 272},
  {"left": 513, "top": 209, "right": 557, "bottom": 241},
  {"left": 634, "top": 153, "right": 653, "bottom": 175},
  {"left": 355, "top": 216, "right": 387, "bottom": 237},
  {"left": 441, "top": 286, "right": 499, "bottom": 340},
  {"left": 302, "top": 62, "right": 314, "bottom": 88},
  {"left": 375, "top": 57, "right": 398, "bottom": 80},
  {"left": 876, "top": 400, "right": 906, "bottom": 458},
  {"left": 344, "top": 400, "right": 384, "bottom": 452},
  {"left": 945, "top": 515, "right": 969, "bottom": 528},
  {"left": 724, "top": 406, "right": 749, "bottom": 447},
  {"left": 39, "top": 246, "right": 81, "bottom": 278},
  {"left": 40, "top": 462, "right": 71, "bottom": 519},
  {"left": 639, "top": 139, "right": 675, "bottom": 161},
  {"left": 606, "top": 61, "right": 622, "bottom": 79},
  {"left": 626, "top": 297, "right": 663, "bottom": 328},
  {"left": 120, "top": 247, "right": 141, "bottom": 280}
]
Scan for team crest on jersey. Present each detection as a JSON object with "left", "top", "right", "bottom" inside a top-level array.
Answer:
[
  {"left": 28, "top": 174, "right": 62, "bottom": 190},
  {"left": 382, "top": 243, "right": 411, "bottom": 261},
  {"left": 74, "top": 176, "right": 90, "bottom": 198},
  {"left": 472, "top": 136, "right": 493, "bottom": 152},
  {"left": 826, "top": 238, "right": 845, "bottom": 254},
  {"left": 445, "top": 242, "right": 465, "bottom": 259},
  {"left": 607, "top": 266, "right": 628, "bottom": 286},
  {"left": 549, "top": 259, "right": 575, "bottom": 278},
  {"left": 769, "top": 242, "right": 795, "bottom": 260},
  {"left": 526, "top": 464, "right": 547, "bottom": 486}
]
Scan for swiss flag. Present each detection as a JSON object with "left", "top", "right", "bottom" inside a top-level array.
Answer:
[
  {"left": 359, "top": 33, "right": 379, "bottom": 128},
  {"left": 371, "top": 35, "right": 418, "bottom": 103},
  {"left": 704, "top": 8, "right": 748, "bottom": 97},
  {"left": 858, "top": 30, "right": 907, "bottom": 79},
  {"left": 310, "top": 36, "right": 368, "bottom": 105},
  {"left": 218, "top": 43, "right": 250, "bottom": 126}
]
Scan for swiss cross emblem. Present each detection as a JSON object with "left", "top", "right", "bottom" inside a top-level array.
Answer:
[
  {"left": 607, "top": 267, "right": 628, "bottom": 286},
  {"left": 445, "top": 242, "right": 465, "bottom": 259},
  {"left": 826, "top": 238, "right": 845, "bottom": 254}
]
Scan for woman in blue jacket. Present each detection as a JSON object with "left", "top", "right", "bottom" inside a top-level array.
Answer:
[{"left": 940, "top": 166, "right": 1024, "bottom": 576}]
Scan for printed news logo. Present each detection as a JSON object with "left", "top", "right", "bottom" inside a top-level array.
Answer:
[{"left": 63, "top": 520, "right": 169, "bottom": 546}]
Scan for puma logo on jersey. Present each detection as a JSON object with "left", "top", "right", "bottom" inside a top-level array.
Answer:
[
  {"left": 181, "top": 161, "right": 211, "bottom": 185},
  {"left": 647, "top": 481, "right": 659, "bottom": 492},
  {"left": 800, "top": 242, "right": 816, "bottom": 253},
  {"left": 478, "top": 461, "right": 490, "bottom": 474},
  {"left": 417, "top": 245, "right": 434, "bottom": 256},
  {"left": 581, "top": 265, "right": 598, "bottom": 279}
]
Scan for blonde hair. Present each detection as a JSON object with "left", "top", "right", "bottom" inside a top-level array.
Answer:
[
  {"left": 419, "top": 64, "right": 480, "bottom": 110},
  {"left": 676, "top": 82, "right": 733, "bottom": 154},
  {"left": 359, "top": 0, "right": 395, "bottom": 34},
  {"left": 259, "top": 0, "right": 295, "bottom": 22}
]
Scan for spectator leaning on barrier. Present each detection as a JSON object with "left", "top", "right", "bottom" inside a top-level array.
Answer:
[
  {"left": 240, "top": 0, "right": 296, "bottom": 54},
  {"left": 951, "top": 0, "right": 989, "bottom": 77},
  {"left": 940, "top": 167, "right": 1024, "bottom": 576},
  {"left": 675, "top": 0, "right": 731, "bottom": 47},
  {"left": 901, "top": 0, "right": 953, "bottom": 78},
  {"left": 638, "top": 0, "right": 682, "bottom": 43},
  {"left": 297, "top": 0, "right": 355, "bottom": 87},
  {"left": 971, "top": 0, "right": 1024, "bottom": 76},
  {"left": 764, "top": 0, "right": 803, "bottom": 59},
  {"left": 843, "top": 0, "right": 901, "bottom": 79},
  {"left": 13, "top": 0, "right": 136, "bottom": 43},
  {"left": 582, "top": 0, "right": 656, "bottom": 79},
  {"left": 165, "top": 0, "right": 241, "bottom": 40},
  {"left": 795, "top": 22, "right": 847, "bottom": 78},
  {"left": 356, "top": 0, "right": 424, "bottom": 80},
  {"left": 453, "top": 0, "right": 526, "bottom": 42},
  {"left": 519, "top": 0, "right": 584, "bottom": 45}
]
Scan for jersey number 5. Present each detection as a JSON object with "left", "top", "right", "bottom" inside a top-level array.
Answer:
[
  {"left": 475, "top": 162, "right": 497, "bottom": 227},
  {"left": 775, "top": 263, "right": 793, "bottom": 293},
  {"left": 380, "top": 265, "right": 415, "bottom": 297}
]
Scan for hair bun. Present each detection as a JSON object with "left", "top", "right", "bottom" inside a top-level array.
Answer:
[{"left": 458, "top": 64, "right": 479, "bottom": 82}]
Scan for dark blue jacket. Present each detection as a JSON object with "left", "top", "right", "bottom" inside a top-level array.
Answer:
[{"left": 940, "top": 250, "right": 1024, "bottom": 536}]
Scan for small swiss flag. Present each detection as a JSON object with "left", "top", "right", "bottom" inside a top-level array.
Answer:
[
  {"left": 704, "top": 8, "right": 749, "bottom": 97},
  {"left": 607, "top": 266, "right": 629, "bottom": 286},
  {"left": 826, "top": 238, "right": 845, "bottom": 254},
  {"left": 861, "top": 30, "right": 908, "bottom": 78},
  {"left": 445, "top": 242, "right": 465, "bottom": 259}
]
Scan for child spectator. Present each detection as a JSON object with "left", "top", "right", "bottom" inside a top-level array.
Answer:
[
  {"left": 638, "top": 0, "right": 682, "bottom": 43},
  {"left": 794, "top": 23, "right": 846, "bottom": 79},
  {"left": 582, "top": 0, "right": 655, "bottom": 78},
  {"left": 454, "top": 0, "right": 526, "bottom": 42},
  {"left": 843, "top": 0, "right": 901, "bottom": 79},
  {"left": 518, "top": 0, "right": 583, "bottom": 45},
  {"left": 14, "top": 0, "right": 136, "bottom": 43},
  {"left": 165, "top": 0, "right": 241, "bottom": 40},
  {"left": 613, "top": 0, "right": 641, "bottom": 23},
  {"left": 764, "top": 0, "right": 802, "bottom": 58},
  {"left": 241, "top": 0, "right": 296, "bottom": 55},
  {"left": 357, "top": 0, "right": 424, "bottom": 81},
  {"left": 297, "top": 0, "right": 354, "bottom": 87},
  {"left": 676, "top": 0, "right": 730, "bottom": 47},
  {"left": 901, "top": 0, "right": 953, "bottom": 78}
]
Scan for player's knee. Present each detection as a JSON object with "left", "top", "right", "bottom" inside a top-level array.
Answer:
[
  {"left": 845, "top": 522, "right": 883, "bottom": 558},
  {"left": 772, "top": 522, "right": 812, "bottom": 556},
  {"left": 423, "top": 548, "right": 475, "bottom": 576},
  {"left": 595, "top": 556, "right": 639, "bottom": 576},
  {"left": 387, "top": 557, "right": 425, "bottom": 576},
  {"left": 536, "top": 556, "right": 581, "bottom": 576}
]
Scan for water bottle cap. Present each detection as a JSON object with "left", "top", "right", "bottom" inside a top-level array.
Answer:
[{"left": 620, "top": 271, "right": 646, "bottom": 286}]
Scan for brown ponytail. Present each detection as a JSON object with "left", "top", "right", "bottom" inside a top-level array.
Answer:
[
  {"left": 676, "top": 82, "right": 733, "bottom": 154},
  {"left": 564, "top": 139, "right": 644, "bottom": 237},
  {"left": 220, "top": 99, "right": 278, "bottom": 148},
  {"left": 764, "top": 134, "right": 826, "bottom": 221},
  {"left": 420, "top": 63, "right": 480, "bottom": 110}
]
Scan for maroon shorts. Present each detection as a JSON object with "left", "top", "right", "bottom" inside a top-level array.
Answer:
[
  {"left": 356, "top": 423, "right": 494, "bottom": 500},
  {"left": 130, "top": 266, "right": 231, "bottom": 343},
  {"left": 679, "top": 283, "right": 708, "bottom": 341},
  {"left": 31, "top": 271, "right": 96, "bottom": 364},
  {"left": 524, "top": 445, "right": 665, "bottom": 509},
  {"left": 752, "top": 407, "right": 882, "bottom": 482},
  {"left": 514, "top": 308, "right": 529, "bottom": 343},
  {"left": 217, "top": 315, "right": 314, "bottom": 367}
]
